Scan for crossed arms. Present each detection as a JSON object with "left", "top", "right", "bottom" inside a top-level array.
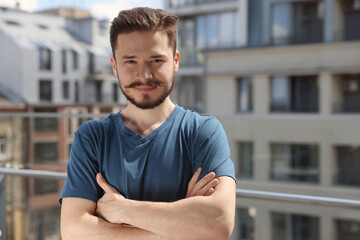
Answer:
[{"left": 61, "top": 168, "right": 236, "bottom": 240}]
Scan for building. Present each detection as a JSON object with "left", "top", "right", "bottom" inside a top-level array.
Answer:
[
  {"left": 0, "top": 6, "right": 125, "bottom": 239},
  {"left": 166, "top": 0, "right": 360, "bottom": 239}
]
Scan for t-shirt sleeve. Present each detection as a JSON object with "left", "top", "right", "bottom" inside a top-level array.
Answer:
[
  {"left": 193, "top": 117, "right": 236, "bottom": 182},
  {"left": 59, "top": 124, "right": 103, "bottom": 204}
]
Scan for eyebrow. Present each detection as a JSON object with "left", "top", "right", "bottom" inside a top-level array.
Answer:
[{"left": 120, "top": 54, "right": 167, "bottom": 59}]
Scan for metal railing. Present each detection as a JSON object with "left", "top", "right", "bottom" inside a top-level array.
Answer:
[{"left": 1, "top": 167, "right": 359, "bottom": 209}]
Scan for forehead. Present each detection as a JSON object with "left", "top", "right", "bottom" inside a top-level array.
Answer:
[{"left": 115, "top": 31, "right": 172, "bottom": 57}]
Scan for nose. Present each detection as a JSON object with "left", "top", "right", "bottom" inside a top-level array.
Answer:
[{"left": 137, "top": 63, "right": 153, "bottom": 80}]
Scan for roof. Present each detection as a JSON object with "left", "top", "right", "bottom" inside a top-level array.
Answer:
[{"left": 0, "top": 7, "right": 111, "bottom": 55}]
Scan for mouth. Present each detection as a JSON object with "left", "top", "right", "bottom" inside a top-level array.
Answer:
[{"left": 134, "top": 85, "right": 157, "bottom": 93}]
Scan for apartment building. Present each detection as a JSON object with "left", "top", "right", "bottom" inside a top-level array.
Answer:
[
  {"left": 166, "top": 0, "right": 360, "bottom": 239},
  {"left": 0, "top": 6, "right": 125, "bottom": 239}
]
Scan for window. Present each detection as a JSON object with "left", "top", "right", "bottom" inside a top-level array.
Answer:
[
  {"left": 68, "top": 118, "right": 72, "bottom": 136},
  {"left": 178, "top": 19, "right": 197, "bottom": 65},
  {"left": 5, "top": 20, "right": 21, "bottom": 26},
  {"left": 31, "top": 208, "right": 60, "bottom": 240},
  {"left": 34, "top": 142, "right": 58, "bottom": 164},
  {"left": 271, "top": 1, "right": 323, "bottom": 45},
  {"left": 335, "top": 146, "right": 360, "bottom": 187},
  {"left": 95, "top": 82, "right": 103, "bottom": 102},
  {"left": 39, "top": 47, "right": 52, "bottom": 70},
  {"left": 34, "top": 109, "right": 58, "bottom": 132},
  {"left": 72, "top": 50, "right": 79, "bottom": 70},
  {"left": 62, "top": 81, "right": 70, "bottom": 100},
  {"left": 335, "top": 219, "right": 360, "bottom": 240},
  {"left": 0, "top": 136, "right": 6, "bottom": 159},
  {"left": 39, "top": 80, "right": 52, "bottom": 102},
  {"left": 237, "top": 142, "right": 253, "bottom": 179},
  {"left": 176, "top": 77, "right": 203, "bottom": 112},
  {"left": 270, "top": 76, "right": 319, "bottom": 113},
  {"left": 236, "top": 207, "right": 255, "bottom": 240},
  {"left": 34, "top": 179, "right": 58, "bottom": 195},
  {"left": 334, "top": 75, "right": 360, "bottom": 113},
  {"left": 271, "top": 143, "right": 319, "bottom": 183},
  {"left": 343, "top": 1, "right": 360, "bottom": 40},
  {"left": 113, "top": 82, "right": 119, "bottom": 102},
  {"left": 88, "top": 52, "right": 95, "bottom": 74},
  {"left": 271, "top": 212, "right": 319, "bottom": 240},
  {"left": 237, "top": 78, "right": 252, "bottom": 113},
  {"left": 196, "top": 12, "right": 237, "bottom": 50},
  {"left": 74, "top": 81, "right": 79, "bottom": 103},
  {"left": 62, "top": 50, "right": 67, "bottom": 73}
]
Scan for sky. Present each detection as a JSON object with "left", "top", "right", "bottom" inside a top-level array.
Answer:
[{"left": 0, "top": 0, "right": 164, "bottom": 19}]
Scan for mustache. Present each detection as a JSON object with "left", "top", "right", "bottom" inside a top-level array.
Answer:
[{"left": 125, "top": 80, "right": 162, "bottom": 89}]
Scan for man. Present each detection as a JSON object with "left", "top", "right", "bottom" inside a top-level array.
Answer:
[{"left": 60, "top": 7, "right": 236, "bottom": 240}]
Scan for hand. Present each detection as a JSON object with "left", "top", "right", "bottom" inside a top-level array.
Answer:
[
  {"left": 186, "top": 168, "right": 219, "bottom": 198},
  {"left": 96, "top": 173, "right": 128, "bottom": 224}
]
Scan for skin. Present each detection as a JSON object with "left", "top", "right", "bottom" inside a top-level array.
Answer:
[{"left": 60, "top": 30, "right": 236, "bottom": 240}]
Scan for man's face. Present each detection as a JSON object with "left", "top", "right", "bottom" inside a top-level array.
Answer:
[{"left": 111, "top": 31, "right": 180, "bottom": 109}]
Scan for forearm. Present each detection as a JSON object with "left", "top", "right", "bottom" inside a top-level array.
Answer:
[
  {"left": 61, "top": 207, "right": 168, "bottom": 240},
  {"left": 120, "top": 196, "right": 233, "bottom": 240}
]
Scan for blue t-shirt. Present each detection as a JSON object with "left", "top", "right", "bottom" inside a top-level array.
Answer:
[{"left": 59, "top": 105, "right": 235, "bottom": 203}]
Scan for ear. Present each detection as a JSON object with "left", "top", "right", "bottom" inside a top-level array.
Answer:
[
  {"left": 173, "top": 50, "right": 180, "bottom": 73},
  {"left": 110, "top": 55, "right": 118, "bottom": 77}
]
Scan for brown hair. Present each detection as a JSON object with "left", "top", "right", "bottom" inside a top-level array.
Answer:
[{"left": 110, "top": 7, "right": 178, "bottom": 57}]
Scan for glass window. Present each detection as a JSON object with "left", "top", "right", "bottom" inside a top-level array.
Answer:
[
  {"left": 206, "top": 14, "right": 219, "bottom": 47},
  {"left": 196, "top": 16, "right": 207, "bottom": 49},
  {"left": 335, "top": 219, "right": 360, "bottom": 240},
  {"left": 30, "top": 207, "right": 60, "bottom": 240},
  {"left": 88, "top": 52, "right": 95, "bottom": 74},
  {"left": 39, "top": 47, "right": 51, "bottom": 70},
  {"left": 178, "top": 19, "right": 197, "bottom": 65},
  {"left": 39, "top": 80, "right": 52, "bottom": 102},
  {"left": 271, "top": 212, "right": 319, "bottom": 240},
  {"left": 68, "top": 117, "right": 72, "bottom": 136},
  {"left": 95, "top": 82, "right": 103, "bottom": 102},
  {"left": 271, "top": 77, "right": 291, "bottom": 112},
  {"left": 34, "top": 109, "right": 58, "bottom": 132},
  {"left": 236, "top": 207, "right": 256, "bottom": 240},
  {"left": 34, "top": 142, "right": 58, "bottom": 164},
  {"left": 237, "top": 78, "right": 252, "bottom": 113},
  {"left": 72, "top": 50, "right": 79, "bottom": 70},
  {"left": 74, "top": 81, "right": 79, "bottom": 103},
  {"left": 272, "top": 3, "right": 292, "bottom": 45},
  {"left": 176, "top": 77, "right": 203, "bottom": 112},
  {"left": 271, "top": 76, "right": 318, "bottom": 113},
  {"left": 0, "top": 136, "right": 6, "bottom": 159},
  {"left": 34, "top": 179, "right": 58, "bottom": 195},
  {"left": 271, "top": 143, "right": 319, "bottom": 183},
  {"left": 335, "top": 146, "right": 360, "bottom": 187},
  {"left": 237, "top": 142, "right": 253, "bottom": 178},
  {"left": 62, "top": 80, "right": 69, "bottom": 100},
  {"left": 113, "top": 82, "right": 119, "bottom": 102},
  {"left": 219, "top": 12, "right": 235, "bottom": 47},
  {"left": 62, "top": 50, "right": 67, "bottom": 74}
]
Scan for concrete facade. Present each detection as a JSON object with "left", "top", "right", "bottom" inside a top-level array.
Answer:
[{"left": 167, "top": 0, "right": 360, "bottom": 239}]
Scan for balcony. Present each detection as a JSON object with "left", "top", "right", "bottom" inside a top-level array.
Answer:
[
  {"left": 0, "top": 168, "right": 360, "bottom": 239},
  {"left": 0, "top": 112, "right": 359, "bottom": 240}
]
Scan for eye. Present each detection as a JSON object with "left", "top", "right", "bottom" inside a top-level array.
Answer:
[
  {"left": 125, "top": 60, "right": 136, "bottom": 64},
  {"left": 151, "top": 59, "right": 163, "bottom": 63}
]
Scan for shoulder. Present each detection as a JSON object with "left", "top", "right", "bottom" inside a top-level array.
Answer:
[
  {"left": 76, "top": 113, "right": 118, "bottom": 139},
  {"left": 176, "top": 106, "right": 223, "bottom": 139}
]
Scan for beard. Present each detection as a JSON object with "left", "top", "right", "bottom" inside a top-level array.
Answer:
[{"left": 118, "top": 76, "right": 174, "bottom": 110}]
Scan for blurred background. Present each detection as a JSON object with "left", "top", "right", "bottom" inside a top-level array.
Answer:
[{"left": 0, "top": 0, "right": 359, "bottom": 239}]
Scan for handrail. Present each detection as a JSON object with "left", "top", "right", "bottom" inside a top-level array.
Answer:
[
  {"left": 1, "top": 167, "right": 360, "bottom": 209},
  {"left": 0, "top": 112, "right": 110, "bottom": 118}
]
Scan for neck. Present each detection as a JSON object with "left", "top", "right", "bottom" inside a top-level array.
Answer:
[{"left": 120, "top": 98, "right": 176, "bottom": 137}]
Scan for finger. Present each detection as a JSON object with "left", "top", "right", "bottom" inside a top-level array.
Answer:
[
  {"left": 187, "top": 167, "right": 201, "bottom": 195},
  {"left": 205, "top": 188, "right": 215, "bottom": 196},
  {"left": 96, "top": 173, "right": 117, "bottom": 193},
  {"left": 191, "top": 171, "right": 216, "bottom": 195},
  {"left": 196, "top": 178, "right": 219, "bottom": 196}
]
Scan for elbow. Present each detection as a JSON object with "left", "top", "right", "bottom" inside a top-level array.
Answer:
[{"left": 195, "top": 213, "right": 235, "bottom": 240}]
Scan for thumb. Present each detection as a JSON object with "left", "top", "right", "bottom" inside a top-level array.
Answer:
[{"left": 96, "top": 173, "right": 117, "bottom": 193}]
